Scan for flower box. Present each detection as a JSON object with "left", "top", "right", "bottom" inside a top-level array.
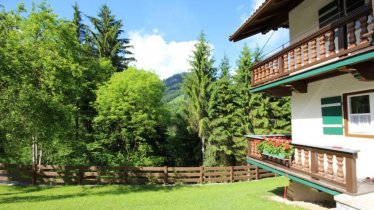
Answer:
[
  {"left": 262, "top": 149, "right": 286, "bottom": 159},
  {"left": 256, "top": 136, "right": 294, "bottom": 167}
]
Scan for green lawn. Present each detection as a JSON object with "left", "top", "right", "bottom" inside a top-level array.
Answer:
[{"left": 0, "top": 177, "right": 304, "bottom": 210}]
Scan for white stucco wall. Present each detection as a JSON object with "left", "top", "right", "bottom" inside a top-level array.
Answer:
[
  {"left": 289, "top": 0, "right": 333, "bottom": 43},
  {"left": 291, "top": 73, "right": 374, "bottom": 178}
]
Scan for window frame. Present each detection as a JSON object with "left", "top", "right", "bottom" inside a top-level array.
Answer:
[{"left": 343, "top": 89, "right": 374, "bottom": 138}]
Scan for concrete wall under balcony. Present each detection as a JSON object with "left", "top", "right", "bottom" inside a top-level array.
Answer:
[
  {"left": 291, "top": 73, "right": 374, "bottom": 179},
  {"left": 289, "top": 0, "right": 333, "bottom": 44}
]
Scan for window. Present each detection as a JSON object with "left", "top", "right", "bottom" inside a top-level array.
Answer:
[
  {"left": 318, "top": 0, "right": 365, "bottom": 27},
  {"left": 319, "top": 1, "right": 339, "bottom": 27},
  {"left": 343, "top": 89, "right": 374, "bottom": 137}
]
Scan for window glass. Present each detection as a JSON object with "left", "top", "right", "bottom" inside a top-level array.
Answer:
[
  {"left": 350, "top": 95, "right": 370, "bottom": 114},
  {"left": 345, "top": 0, "right": 365, "bottom": 13}
]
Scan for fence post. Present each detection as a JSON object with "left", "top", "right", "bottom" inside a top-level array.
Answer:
[
  {"left": 230, "top": 166, "right": 234, "bottom": 183},
  {"left": 163, "top": 166, "right": 168, "bottom": 185},
  {"left": 255, "top": 166, "right": 259, "bottom": 180},
  {"left": 78, "top": 167, "right": 84, "bottom": 185},
  {"left": 200, "top": 166, "right": 204, "bottom": 184}
]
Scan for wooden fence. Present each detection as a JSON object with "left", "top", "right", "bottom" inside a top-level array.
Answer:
[{"left": 0, "top": 163, "right": 274, "bottom": 185}]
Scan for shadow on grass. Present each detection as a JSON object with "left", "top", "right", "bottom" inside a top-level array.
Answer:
[
  {"left": 0, "top": 184, "right": 187, "bottom": 204},
  {"left": 268, "top": 186, "right": 285, "bottom": 197},
  {"left": 0, "top": 186, "right": 44, "bottom": 196}
]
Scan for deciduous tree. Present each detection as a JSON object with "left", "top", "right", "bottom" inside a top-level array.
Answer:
[{"left": 91, "top": 67, "right": 167, "bottom": 166}]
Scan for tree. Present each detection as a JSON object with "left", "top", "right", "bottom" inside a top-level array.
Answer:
[
  {"left": 206, "top": 56, "right": 243, "bottom": 166},
  {"left": 234, "top": 44, "right": 291, "bottom": 135},
  {"left": 91, "top": 67, "right": 167, "bottom": 166},
  {"left": 72, "top": 2, "right": 85, "bottom": 43},
  {"left": 165, "top": 98, "right": 201, "bottom": 166},
  {"left": 182, "top": 32, "right": 215, "bottom": 165},
  {"left": 233, "top": 44, "right": 260, "bottom": 135},
  {"left": 88, "top": 4, "right": 134, "bottom": 71},
  {"left": 0, "top": 2, "right": 85, "bottom": 165}
]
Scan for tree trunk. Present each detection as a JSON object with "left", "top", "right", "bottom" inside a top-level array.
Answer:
[
  {"left": 38, "top": 145, "right": 42, "bottom": 169},
  {"left": 32, "top": 136, "right": 37, "bottom": 165},
  {"left": 201, "top": 136, "right": 205, "bottom": 165}
]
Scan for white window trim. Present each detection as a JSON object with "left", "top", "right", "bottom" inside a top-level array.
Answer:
[{"left": 347, "top": 92, "right": 374, "bottom": 135}]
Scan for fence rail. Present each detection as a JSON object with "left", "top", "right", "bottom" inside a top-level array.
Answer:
[{"left": 0, "top": 163, "right": 274, "bottom": 185}]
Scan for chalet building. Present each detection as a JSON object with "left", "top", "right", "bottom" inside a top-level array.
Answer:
[{"left": 230, "top": 0, "right": 374, "bottom": 208}]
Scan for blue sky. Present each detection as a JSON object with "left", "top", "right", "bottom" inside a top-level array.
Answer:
[{"left": 1, "top": 0, "right": 289, "bottom": 79}]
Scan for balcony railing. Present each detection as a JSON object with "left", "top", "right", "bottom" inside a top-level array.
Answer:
[
  {"left": 251, "top": 4, "right": 373, "bottom": 87},
  {"left": 246, "top": 135, "right": 359, "bottom": 194}
]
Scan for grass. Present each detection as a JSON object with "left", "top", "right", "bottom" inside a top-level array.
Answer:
[{"left": 0, "top": 177, "right": 305, "bottom": 210}]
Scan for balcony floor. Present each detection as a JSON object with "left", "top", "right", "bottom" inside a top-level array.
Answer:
[{"left": 247, "top": 156, "right": 374, "bottom": 196}]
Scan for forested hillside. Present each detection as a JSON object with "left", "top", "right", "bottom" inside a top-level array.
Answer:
[{"left": 162, "top": 73, "right": 186, "bottom": 103}]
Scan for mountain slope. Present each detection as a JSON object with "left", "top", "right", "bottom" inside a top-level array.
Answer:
[{"left": 162, "top": 72, "right": 186, "bottom": 103}]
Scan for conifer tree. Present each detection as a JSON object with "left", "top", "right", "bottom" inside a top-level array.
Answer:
[
  {"left": 206, "top": 56, "right": 242, "bottom": 166},
  {"left": 182, "top": 32, "right": 215, "bottom": 165},
  {"left": 88, "top": 4, "right": 134, "bottom": 71},
  {"left": 234, "top": 44, "right": 291, "bottom": 135},
  {"left": 72, "top": 2, "right": 85, "bottom": 43},
  {"left": 234, "top": 44, "right": 259, "bottom": 134}
]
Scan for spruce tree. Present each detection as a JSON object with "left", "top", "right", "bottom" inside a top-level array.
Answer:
[
  {"left": 206, "top": 56, "right": 242, "bottom": 166},
  {"left": 234, "top": 44, "right": 291, "bottom": 135},
  {"left": 182, "top": 32, "right": 215, "bottom": 165},
  {"left": 234, "top": 44, "right": 259, "bottom": 134},
  {"left": 88, "top": 4, "right": 134, "bottom": 71},
  {"left": 72, "top": 2, "right": 85, "bottom": 43}
]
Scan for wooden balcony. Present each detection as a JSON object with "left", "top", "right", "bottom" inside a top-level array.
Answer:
[
  {"left": 251, "top": 4, "right": 373, "bottom": 88},
  {"left": 245, "top": 135, "right": 374, "bottom": 195}
]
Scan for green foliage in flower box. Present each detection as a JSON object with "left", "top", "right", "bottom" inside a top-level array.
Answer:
[{"left": 256, "top": 137, "right": 294, "bottom": 159}]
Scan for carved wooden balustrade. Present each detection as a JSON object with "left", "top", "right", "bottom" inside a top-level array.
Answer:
[
  {"left": 247, "top": 136, "right": 358, "bottom": 194},
  {"left": 251, "top": 4, "right": 373, "bottom": 87}
]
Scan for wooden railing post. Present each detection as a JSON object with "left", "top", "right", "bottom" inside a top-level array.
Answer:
[
  {"left": 247, "top": 138, "right": 252, "bottom": 157},
  {"left": 251, "top": 68, "right": 255, "bottom": 86},
  {"left": 278, "top": 56, "right": 284, "bottom": 73},
  {"left": 310, "top": 150, "right": 319, "bottom": 179},
  {"left": 347, "top": 21, "right": 356, "bottom": 49},
  {"left": 327, "top": 30, "right": 335, "bottom": 56},
  {"left": 337, "top": 26, "right": 346, "bottom": 51},
  {"left": 359, "top": 15, "right": 369, "bottom": 44},
  {"left": 255, "top": 166, "right": 259, "bottom": 180},
  {"left": 345, "top": 155, "right": 357, "bottom": 193}
]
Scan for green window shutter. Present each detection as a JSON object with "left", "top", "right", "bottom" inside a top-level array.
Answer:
[{"left": 321, "top": 96, "right": 343, "bottom": 135}]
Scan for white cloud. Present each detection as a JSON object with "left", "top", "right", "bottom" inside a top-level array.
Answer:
[
  {"left": 240, "top": 0, "right": 265, "bottom": 23},
  {"left": 128, "top": 30, "right": 197, "bottom": 79},
  {"left": 252, "top": 0, "right": 265, "bottom": 11}
]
